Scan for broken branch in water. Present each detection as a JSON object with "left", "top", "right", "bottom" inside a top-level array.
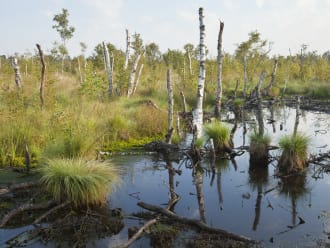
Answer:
[{"left": 137, "top": 201, "right": 254, "bottom": 243}]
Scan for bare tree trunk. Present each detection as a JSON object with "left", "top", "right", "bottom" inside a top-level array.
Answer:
[
  {"left": 166, "top": 69, "right": 174, "bottom": 144},
  {"left": 102, "top": 41, "right": 113, "bottom": 96},
  {"left": 180, "top": 91, "right": 187, "bottom": 113},
  {"left": 36, "top": 44, "right": 46, "bottom": 109},
  {"left": 193, "top": 7, "right": 206, "bottom": 138},
  {"left": 77, "top": 56, "right": 83, "bottom": 84},
  {"left": 132, "top": 63, "right": 143, "bottom": 96},
  {"left": 12, "top": 57, "right": 22, "bottom": 88},
  {"left": 127, "top": 53, "right": 142, "bottom": 97},
  {"left": 182, "top": 59, "right": 186, "bottom": 81},
  {"left": 243, "top": 55, "right": 247, "bottom": 98},
  {"left": 215, "top": 21, "right": 224, "bottom": 118},
  {"left": 234, "top": 79, "right": 239, "bottom": 98},
  {"left": 293, "top": 96, "right": 301, "bottom": 136},
  {"left": 124, "top": 29, "right": 130, "bottom": 70},
  {"left": 251, "top": 71, "right": 266, "bottom": 99},
  {"left": 263, "top": 58, "right": 278, "bottom": 96},
  {"left": 25, "top": 63, "right": 28, "bottom": 76},
  {"left": 187, "top": 49, "right": 192, "bottom": 75}
]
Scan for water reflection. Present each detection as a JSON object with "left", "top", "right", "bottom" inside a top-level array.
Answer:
[{"left": 193, "top": 164, "right": 206, "bottom": 223}]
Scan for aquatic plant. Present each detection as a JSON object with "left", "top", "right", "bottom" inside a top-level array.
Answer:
[
  {"left": 278, "top": 133, "right": 310, "bottom": 173},
  {"left": 203, "top": 121, "right": 231, "bottom": 152},
  {"left": 39, "top": 158, "right": 121, "bottom": 207}
]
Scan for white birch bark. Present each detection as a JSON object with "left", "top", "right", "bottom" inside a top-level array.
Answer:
[
  {"left": 12, "top": 57, "right": 22, "bottom": 88},
  {"left": 102, "top": 41, "right": 113, "bottom": 96},
  {"left": 263, "top": 58, "right": 278, "bottom": 96},
  {"left": 180, "top": 91, "right": 187, "bottom": 113},
  {"left": 256, "top": 71, "right": 266, "bottom": 99},
  {"left": 193, "top": 7, "right": 206, "bottom": 138},
  {"left": 124, "top": 29, "right": 130, "bottom": 70},
  {"left": 127, "top": 53, "right": 142, "bottom": 97},
  {"left": 215, "top": 21, "right": 224, "bottom": 118},
  {"left": 132, "top": 63, "right": 143, "bottom": 96}
]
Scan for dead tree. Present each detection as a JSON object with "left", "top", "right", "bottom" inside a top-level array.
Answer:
[
  {"left": 36, "top": 44, "right": 46, "bottom": 109},
  {"left": 180, "top": 91, "right": 187, "bottom": 113},
  {"left": 102, "top": 41, "right": 113, "bottom": 96},
  {"left": 193, "top": 7, "right": 206, "bottom": 138},
  {"left": 215, "top": 21, "right": 224, "bottom": 118},
  {"left": 124, "top": 29, "right": 130, "bottom": 70},
  {"left": 132, "top": 63, "right": 144, "bottom": 96},
  {"left": 166, "top": 69, "right": 174, "bottom": 144},
  {"left": 127, "top": 53, "right": 142, "bottom": 97},
  {"left": 12, "top": 57, "right": 22, "bottom": 88},
  {"left": 243, "top": 55, "right": 247, "bottom": 98},
  {"left": 251, "top": 71, "right": 266, "bottom": 99},
  {"left": 262, "top": 58, "right": 278, "bottom": 96}
]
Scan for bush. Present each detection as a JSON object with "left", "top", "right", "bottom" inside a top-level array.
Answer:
[{"left": 39, "top": 158, "right": 121, "bottom": 207}]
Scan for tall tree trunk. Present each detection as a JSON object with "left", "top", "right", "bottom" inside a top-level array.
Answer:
[
  {"left": 132, "top": 63, "right": 144, "bottom": 96},
  {"left": 252, "top": 71, "right": 266, "bottom": 99},
  {"left": 193, "top": 7, "right": 206, "bottom": 138},
  {"left": 12, "top": 57, "right": 22, "bottom": 88},
  {"left": 180, "top": 91, "right": 187, "bottom": 113},
  {"left": 215, "top": 21, "right": 224, "bottom": 118},
  {"left": 77, "top": 56, "right": 83, "bottom": 84},
  {"left": 36, "top": 44, "right": 46, "bottom": 109},
  {"left": 243, "top": 55, "right": 247, "bottom": 98},
  {"left": 187, "top": 49, "right": 192, "bottom": 75},
  {"left": 124, "top": 29, "right": 130, "bottom": 70},
  {"left": 127, "top": 53, "right": 142, "bottom": 97},
  {"left": 166, "top": 69, "right": 174, "bottom": 144},
  {"left": 293, "top": 96, "right": 301, "bottom": 136},
  {"left": 263, "top": 58, "right": 278, "bottom": 96},
  {"left": 102, "top": 41, "right": 113, "bottom": 96}
]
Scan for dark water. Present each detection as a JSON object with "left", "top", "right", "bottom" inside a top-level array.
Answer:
[
  {"left": 107, "top": 105, "right": 330, "bottom": 247},
  {"left": 1, "top": 105, "right": 330, "bottom": 247}
]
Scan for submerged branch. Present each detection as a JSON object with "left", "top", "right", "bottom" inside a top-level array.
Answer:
[{"left": 137, "top": 201, "right": 254, "bottom": 243}]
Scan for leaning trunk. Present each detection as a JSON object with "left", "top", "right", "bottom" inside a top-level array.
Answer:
[
  {"left": 102, "top": 41, "right": 113, "bottom": 96},
  {"left": 127, "top": 53, "right": 142, "bottom": 97},
  {"left": 132, "top": 64, "right": 144, "bottom": 96},
  {"left": 215, "top": 21, "right": 224, "bottom": 118},
  {"left": 263, "top": 58, "right": 278, "bottom": 96},
  {"left": 193, "top": 7, "right": 206, "bottom": 138}
]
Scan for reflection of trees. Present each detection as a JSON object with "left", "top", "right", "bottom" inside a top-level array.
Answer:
[
  {"left": 193, "top": 164, "right": 206, "bottom": 223},
  {"left": 279, "top": 173, "right": 308, "bottom": 226},
  {"left": 248, "top": 162, "right": 269, "bottom": 231},
  {"left": 210, "top": 159, "right": 230, "bottom": 211},
  {"left": 269, "top": 104, "right": 276, "bottom": 133}
]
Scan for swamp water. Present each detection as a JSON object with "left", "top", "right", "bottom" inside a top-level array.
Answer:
[{"left": 1, "top": 104, "right": 330, "bottom": 247}]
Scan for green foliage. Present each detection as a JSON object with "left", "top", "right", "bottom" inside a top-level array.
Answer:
[
  {"left": 39, "top": 158, "right": 121, "bottom": 207},
  {"left": 52, "top": 8, "right": 75, "bottom": 44},
  {"left": 249, "top": 133, "right": 271, "bottom": 153},
  {"left": 203, "top": 121, "right": 230, "bottom": 151}
]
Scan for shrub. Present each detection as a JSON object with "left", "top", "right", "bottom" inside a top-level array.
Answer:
[{"left": 39, "top": 158, "right": 121, "bottom": 207}]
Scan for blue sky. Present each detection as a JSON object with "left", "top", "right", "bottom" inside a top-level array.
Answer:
[{"left": 1, "top": 0, "right": 330, "bottom": 57}]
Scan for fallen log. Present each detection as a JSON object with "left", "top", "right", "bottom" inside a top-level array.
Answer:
[
  {"left": 137, "top": 201, "right": 254, "bottom": 243},
  {"left": 0, "top": 181, "right": 39, "bottom": 197},
  {"left": 33, "top": 201, "right": 71, "bottom": 224},
  {"left": 0, "top": 200, "right": 55, "bottom": 227}
]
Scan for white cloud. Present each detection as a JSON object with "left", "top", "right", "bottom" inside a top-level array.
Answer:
[
  {"left": 256, "top": 0, "right": 264, "bottom": 8},
  {"left": 82, "top": 0, "right": 123, "bottom": 19}
]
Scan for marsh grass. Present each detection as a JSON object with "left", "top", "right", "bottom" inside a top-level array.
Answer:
[
  {"left": 203, "top": 122, "right": 231, "bottom": 152},
  {"left": 278, "top": 133, "right": 310, "bottom": 173},
  {"left": 39, "top": 158, "right": 121, "bottom": 207},
  {"left": 249, "top": 133, "right": 271, "bottom": 166}
]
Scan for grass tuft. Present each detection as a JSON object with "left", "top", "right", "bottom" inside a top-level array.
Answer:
[
  {"left": 203, "top": 121, "right": 231, "bottom": 152},
  {"left": 39, "top": 158, "right": 121, "bottom": 207}
]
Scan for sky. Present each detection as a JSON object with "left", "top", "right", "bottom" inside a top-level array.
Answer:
[{"left": 1, "top": 0, "right": 330, "bottom": 58}]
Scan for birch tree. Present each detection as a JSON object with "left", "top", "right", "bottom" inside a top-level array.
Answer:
[
  {"left": 12, "top": 57, "right": 22, "bottom": 88},
  {"left": 166, "top": 69, "right": 174, "bottom": 144},
  {"left": 193, "top": 7, "right": 206, "bottom": 138},
  {"left": 184, "top": 43, "right": 194, "bottom": 76},
  {"left": 127, "top": 53, "right": 142, "bottom": 97},
  {"left": 124, "top": 29, "right": 130, "bottom": 70},
  {"left": 215, "top": 21, "right": 224, "bottom": 118},
  {"left": 102, "top": 42, "right": 113, "bottom": 96}
]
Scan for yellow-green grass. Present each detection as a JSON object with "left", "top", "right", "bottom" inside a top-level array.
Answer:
[
  {"left": 39, "top": 158, "right": 121, "bottom": 207},
  {"left": 203, "top": 121, "right": 231, "bottom": 152}
]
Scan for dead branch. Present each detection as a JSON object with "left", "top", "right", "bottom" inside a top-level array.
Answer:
[
  {"left": 33, "top": 201, "right": 71, "bottom": 224},
  {"left": 114, "top": 218, "right": 158, "bottom": 248},
  {"left": 0, "top": 181, "right": 39, "bottom": 197},
  {"left": 137, "top": 201, "right": 254, "bottom": 243},
  {"left": 0, "top": 200, "right": 55, "bottom": 227}
]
